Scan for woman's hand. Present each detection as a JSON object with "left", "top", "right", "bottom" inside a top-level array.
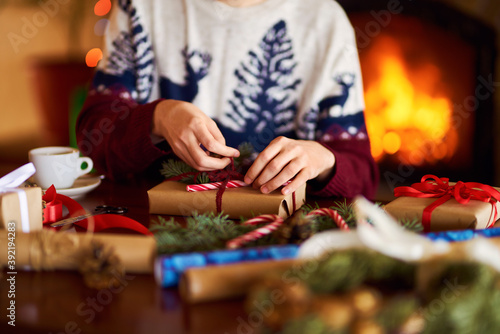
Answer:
[
  {"left": 152, "top": 100, "right": 239, "bottom": 171},
  {"left": 244, "top": 137, "right": 335, "bottom": 195}
]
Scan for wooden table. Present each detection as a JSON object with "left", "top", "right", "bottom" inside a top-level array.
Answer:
[{"left": 0, "top": 175, "right": 334, "bottom": 334}]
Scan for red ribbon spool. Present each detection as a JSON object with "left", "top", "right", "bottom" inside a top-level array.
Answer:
[{"left": 42, "top": 185, "right": 152, "bottom": 235}]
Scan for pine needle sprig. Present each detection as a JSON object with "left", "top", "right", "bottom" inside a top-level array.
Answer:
[
  {"left": 329, "top": 199, "right": 358, "bottom": 227},
  {"left": 303, "top": 200, "right": 424, "bottom": 232},
  {"left": 152, "top": 212, "right": 275, "bottom": 254},
  {"left": 234, "top": 142, "right": 256, "bottom": 170},
  {"left": 398, "top": 218, "right": 424, "bottom": 232},
  {"left": 160, "top": 159, "right": 198, "bottom": 183}
]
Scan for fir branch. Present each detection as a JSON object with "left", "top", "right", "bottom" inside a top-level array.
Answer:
[
  {"left": 304, "top": 200, "right": 424, "bottom": 232},
  {"left": 398, "top": 217, "right": 424, "bottom": 233},
  {"left": 151, "top": 212, "right": 274, "bottom": 254},
  {"left": 329, "top": 199, "right": 357, "bottom": 227},
  {"left": 160, "top": 159, "right": 197, "bottom": 183}
]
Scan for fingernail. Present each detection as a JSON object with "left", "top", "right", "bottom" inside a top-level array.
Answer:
[
  {"left": 261, "top": 186, "right": 269, "bottom": 194},
  {"left": 244, "top": 176, "right": 252, "bottom": 184},
  {"left": 282, "top": 187, "right": 291, "bottom": 195},
  {"left": 234, "top": 151, "right": 240, "bottom": 158}
]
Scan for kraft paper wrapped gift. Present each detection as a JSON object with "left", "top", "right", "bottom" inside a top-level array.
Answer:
[
  {"left": 384, "top": 187, "right": 500, "bottom": 232},
  {"left": 0, "top": 187, "right": 43, "bottom": 233},
  {"left": 148, "top": 181, "right": 306, "bottom": 219},
  {"left": 0, "top": 163, "right": 42, "bottom": 232}
]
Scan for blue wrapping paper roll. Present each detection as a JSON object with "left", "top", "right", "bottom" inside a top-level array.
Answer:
[
  {"left": 155, "top": 244, "right": 299, "bottom": 287},
  {"left": 425, "top": 227, "right": 500, "bottom": 242}
]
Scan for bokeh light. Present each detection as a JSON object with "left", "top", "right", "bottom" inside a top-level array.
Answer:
[
  {"left": 86, "top": 48, "right": 103, "bottom": 67},
  {"left": 94, "top": 19, "right": 109, "bottom": 36},
  {"left": 95, "top": 0, "right": 112, "bottom": 17},
  {"left": 86, "top": 1, "right": 112, "bottom": 68}
]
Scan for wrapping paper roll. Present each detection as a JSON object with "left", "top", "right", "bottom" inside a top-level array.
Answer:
[
  {"left": 0, "top": 230, "right": 157, "bottom": 273},
  {"left": 426, "top": 227, "right": 500, "bottom": 242},
  {"left": 155, "top": 244, "right": 299, "bottom": 287},
  {"left": 179, "top": 259, "right": 299, "bottom": 304}
]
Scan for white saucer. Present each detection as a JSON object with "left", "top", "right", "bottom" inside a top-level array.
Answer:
[{"left": 48, "top": 176, "right": 102, "bottom": 198}]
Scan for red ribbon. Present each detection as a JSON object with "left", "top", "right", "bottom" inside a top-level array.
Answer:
[
  {"left": 42, "top": 185, "right": 152, "bottom": 235},
  {"left": 394, "top": 175, "right": 500, "bottom": 232}
]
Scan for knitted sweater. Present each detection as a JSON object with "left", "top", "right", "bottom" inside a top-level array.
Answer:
[{"left": 77, "top": 0, "right": 378, "bottom": 199}]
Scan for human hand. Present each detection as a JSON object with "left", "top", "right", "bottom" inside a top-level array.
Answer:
[
  {"left": 244, "top": 137, "right": 335, "bottom": 195},
  {"left": 152, "top": 100, "right": 240, "bottom": 171}
]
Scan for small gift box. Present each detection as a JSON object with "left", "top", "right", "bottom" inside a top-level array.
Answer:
[
  {"left": 0, "top": 163, "right": 43, "bottom": 233},
  {"left": 384, "top": 175, "right": 500, "bottom": 232},
  {"left": 148, "top": 181, "right": 306, "bottom": 219}
]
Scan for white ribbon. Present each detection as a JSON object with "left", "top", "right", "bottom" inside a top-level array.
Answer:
[
  {"left": 299, "top": 195, "right": 451, "bottom": 261},
  {"left": 0, "top": 163, "right": 36, "bottom": 233}
]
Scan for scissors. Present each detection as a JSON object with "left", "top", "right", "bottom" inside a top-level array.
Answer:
[{"left": 50, "top": 205, "right": 128, "bottom": 228}]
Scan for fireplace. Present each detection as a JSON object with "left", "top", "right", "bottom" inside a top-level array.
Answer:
[{"left": 337, "top": 0, "right": 497, "bottom": 188}]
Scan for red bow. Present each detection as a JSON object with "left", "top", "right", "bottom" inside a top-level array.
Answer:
[{"left": 394, "top": 175, "right": 500, "bottom": 232}]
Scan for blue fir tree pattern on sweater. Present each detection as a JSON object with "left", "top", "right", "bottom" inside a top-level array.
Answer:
[
  {"left": 298, "top": 73, "right": 366, "bottom": 141},
  {"left": 159, "top": 48, "right": 212, "bottom": 102},
  {"left": 92, "top": 0, "right": 155, "bottom": 104},
  {"left": 219, "top": 20, "right": 302, "bottom": 151}
]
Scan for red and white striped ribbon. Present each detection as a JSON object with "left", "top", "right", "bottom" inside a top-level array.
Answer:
[
  {"left": 186, "top": 180, "right": 249, "bottom": 192},
  {"left": 306, "top": 208, "right": 350, "bottom": 231},
  {"left": 226, "top": 214, "right": 284, "bottom": 249}
]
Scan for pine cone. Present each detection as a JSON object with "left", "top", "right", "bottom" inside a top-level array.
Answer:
[
  {"left": 273, "top": 214, "right": 314, "bottom": 244},
  {"left": 78, "top": 241, "right": 124, "bottom": 290}
]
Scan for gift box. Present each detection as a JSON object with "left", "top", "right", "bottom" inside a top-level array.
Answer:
[
  {"left": 0, "top": 163, "right": 42, "bottom": 233},
  {"left": 0, "top": 187, "right": 43, "bottom": 232},
  {"left": 148, "top": 181, "right": 306, "bottom": 219},
  {"left": 384, "top": 175, "right": 500, "bottom": 232}
]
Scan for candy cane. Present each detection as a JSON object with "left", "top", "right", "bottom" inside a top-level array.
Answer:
[
  {"left": 226, "top": 214, "right": 284, "bottom": 249},
  {"left": 307, "top": 208, "right": 350, "bottom": 231},
  {"left": 186, "top": 180, "right": 248, "bottom": 192}
]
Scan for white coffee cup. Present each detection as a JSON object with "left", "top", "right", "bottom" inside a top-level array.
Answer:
[{"left": 28, "top": 146, "right": 94, "bottom": 189}]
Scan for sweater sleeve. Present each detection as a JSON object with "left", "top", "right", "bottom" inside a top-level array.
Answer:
[
  {"left": 303, "top": 4, "right": 378, "bottom": 199},
  {"left": 77, "top": 87, "right": 169, "bottom": 180},
  {"left": 76, "top": 0, "right": 170, "bottom": 180}
]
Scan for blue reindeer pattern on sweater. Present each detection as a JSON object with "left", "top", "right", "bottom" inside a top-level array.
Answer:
[
  {"left": 299, "top": 73, "right": 368, "bottom": 142},
  {"left": 93, "top": 0, "right": 155, "bottom": 104},
  {"left": 219, "top": 20, "right": 302, "bottom": 151},
  {"left": 159, "top": 48, "right": 213, "bottom": 102}
]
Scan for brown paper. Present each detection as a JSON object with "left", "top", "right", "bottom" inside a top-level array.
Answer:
[
  {"left": 179, "top": 259, "right": 300, "bottom": 304},
  {"left": 384, "top": 196, "right": 500, "bottom": 232},
  {"left": 0, "top": 230, "right": 157, "bottom": 274},
  {"left": 148, "top": 181, "right": 306, "bottom": 219},
  {"left": 0, "top": 187, "right": 42, "bottom": 232}
]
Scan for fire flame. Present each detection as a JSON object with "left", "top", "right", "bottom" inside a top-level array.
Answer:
[{"left": 363, "top": 37, "right": 458, "bottom": 166}]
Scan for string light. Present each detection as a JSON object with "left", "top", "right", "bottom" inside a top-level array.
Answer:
[{"left": 85, "top": 1, "right": 112, "bottom": 68}]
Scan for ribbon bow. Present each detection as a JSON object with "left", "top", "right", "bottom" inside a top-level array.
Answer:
[
  {"left": 0, "top": 163, "right": 36, "bottom": 233},
  {"left": 394, "top": 175, "right": 500, "bottom": 232}
]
